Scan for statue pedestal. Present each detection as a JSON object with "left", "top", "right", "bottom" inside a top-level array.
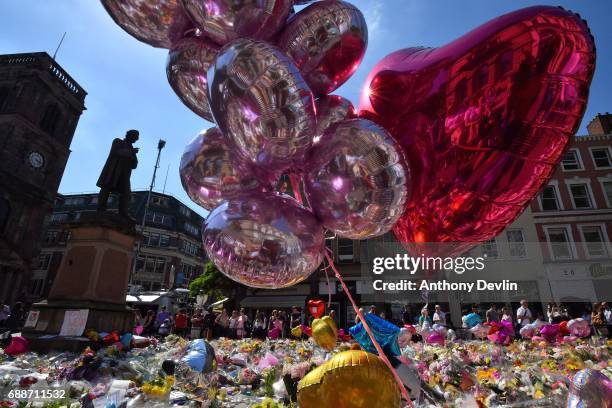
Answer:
[{"left": 24, "top": 212, "right": 140, "bottom": 352}]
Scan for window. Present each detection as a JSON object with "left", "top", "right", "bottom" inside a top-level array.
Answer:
[
  {"left": 184, "top": 222, "right": 199, "bottom": 236},
  {"left": 0, "top": 198, "right": 9, "bottom": 232},
  {"left": 146, "top": 212, "right": 173, "bottom": 226},
  {"left": 64, "top": 197, "right": 85, "bottom": 206},
  {"left": 160, "top": 235, "right": 170, "bottom": 247},
  {"left": 91, "top": 197, "right": 98, "bottom": 205},
  {"left": 540, "top": 186, "right": 560, "bottom": 211},
  {"left": 546, "top": 227, "right": 573, "bottom": 260},
  {"left": 45, "top": 230, "right": 58, "bottom": 244},
  {"left": 506, "top": 229, "right": 526, "bottom": 257},
  {"left": 51, "top": 213, "right": 68, "bottom": 223},
  {"left": 337, "top": 238, "right": 354, "bottom": 263},
  {"left": 591, "top": 148, "right": 612, "bottom": 168},
  {"left": 561, "top": 150, "right": 583, "bottom": 171},
  {"left": 179, "top": 205, "right": 191, "bottom": 217},
  {"left": 580, "top": 225, "right": 608, "bottom": 258},
  {"left": 151, "top": 195, "right": 169, "bottom": 207},
  {"left": 602, "top": 181, "right": 612, "bottom": 207},
  {"left": 569, "top": 184, "right": 592, "bottom": 209},
  {"left": 37, "top": 254, "right": 51, "bottom": 270},
  {"left": 181, "top": 240, "right": 199, "bottom": 256},
  {"left": 136, "top": 255, "right": 167, "bottom": 274},
  {"left": 40, "top": 103, "right": 62, "bottom": 135},
  {"left": 30, "top": 279, "right": 44, "bottom": 296},
  {"left": 481, "top": 239, "right": 499, "bottom": 258}
]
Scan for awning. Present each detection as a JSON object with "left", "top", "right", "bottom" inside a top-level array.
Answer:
[
  {"left": 126, "top": 294, "right": 161, "bottom": 303},
  {"left": 240, "top": 296, "right": 307, "bottom": 308}
]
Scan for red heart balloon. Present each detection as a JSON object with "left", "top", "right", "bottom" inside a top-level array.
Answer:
[
  {"left": 359, "top": 6, "right": 596, "bottom": 257},
  {"left": 308, "top": 300, "right": 325, "bottom": 319}
]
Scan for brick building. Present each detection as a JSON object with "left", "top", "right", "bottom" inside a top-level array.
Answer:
[
  {"left": 0, "top": 52, "right": 86, "bottom": 304},
  {"left": 30, "top": 190, "right": 207, "bottom": 301}
]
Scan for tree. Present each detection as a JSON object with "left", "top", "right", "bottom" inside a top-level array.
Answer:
[{"left": 189, "top": 261, "right": 235, "bottom": 300}]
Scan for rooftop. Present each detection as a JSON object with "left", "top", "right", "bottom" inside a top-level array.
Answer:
[{"left": 0, "top": 52, "right": 87, "bottom": 103}]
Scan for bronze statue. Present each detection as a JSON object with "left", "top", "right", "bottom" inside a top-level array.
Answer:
[{"left": 97, "top": 129, "right": 139, "bottom": 217}]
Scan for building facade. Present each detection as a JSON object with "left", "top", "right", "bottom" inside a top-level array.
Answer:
[
  {"left": 29, "top": 191, "right": 207, "bottom": 301},
  {"left": 0, "top": 52, "right": 86, "bottom": 304},
  {"left": 530, "top": 132, "right": 612, "bottom": 304}
]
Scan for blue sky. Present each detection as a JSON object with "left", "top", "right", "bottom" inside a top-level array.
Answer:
[{"left": 2, "top": 1, "right": 611, "bottom": 217}]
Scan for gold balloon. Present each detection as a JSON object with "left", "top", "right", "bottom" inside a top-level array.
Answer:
[
  {"left": 311, "top": 316, "right": 337, "bottom": 351},
  {"left": 298, "top": 351, "right": 401, "bottom": 408},
  {"left": 291, "top": 325, "right": 303, "bottom": 338}
]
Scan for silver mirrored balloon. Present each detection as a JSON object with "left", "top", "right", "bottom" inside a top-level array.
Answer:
[
  {"left": 277, "top": 0, "right": 368, "bottom": 96},
  {"left": 180, "top": 128, "right": 262, "bottom": 211},
  {"left": 180, "top": 0, "right": 293, "bottom": 45},
  {"left": 208, "top": 38, "right": 316, "bottom": 181},
  {"left": 203, "top": 192, "right": 325, "bottom": 289},
  {"left": 167, "top": 36, "right": 219, "bottom": 122},
  {"left": 305, "top": 118, "right": 410, "bottom": 239},
  {"left": 313, "top": 95, "right": 356, "bottom": 144},
  {"left": 101, "top": 0, "right": 193, "bottom": 48},
  {"left": 567, "top": 369, "right": 612, "bottom": 408}
]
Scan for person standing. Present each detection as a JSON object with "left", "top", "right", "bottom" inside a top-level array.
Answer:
[
  {"left": 190, "top": 309, "right": 203, "bottom": 339},
  {"left": 236, "top": 309, "right": 248, "bottom": 339},
  {"left": 229, "top": 310, "right": 239, "bottom": 339},
  {"left": 143, "top": 310, "right": 156, "bottom": 335},
  {"left": 592, "top": 302, "right": 608, "bottom": 337},
  {"left": 215, "top": 309, "right": 230, "bottom": 337},
  {"left": 486, "top": 304, "right": 500, "bottom": 323},
  {"left": 290, "top": 306, "right": 302, "bottom": 336},
  {"left": 174, "top": 309, "right": 188, "bottom": 337},
  {"left": 516, "top": 300, "right": 532, "bottom": 328},
  {"left": 418, "top": 308, "right": 432, "bottom": 327},
  {"left": 156, "top": 306, "right": 170, "bottom": 329},
  {"left": 501, "top": 306, "right": 513, "bottom": 325},
  {"left": 402, "top": 304, "right": 412, "bottom": 326},
  {"left": 253, "top": 312, "right": 267, "bottom": 339},
  {"left": 433, "top": 305, "right": 447, "bottom": 326}
]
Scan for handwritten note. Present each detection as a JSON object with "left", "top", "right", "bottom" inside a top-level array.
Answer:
[{"left": 59, "top": 309, "right": 89, "bottom": 337}]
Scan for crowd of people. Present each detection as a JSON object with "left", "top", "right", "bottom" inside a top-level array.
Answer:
[
  {"left": 132, "top": 305, "right": 314, "bottom": 341},
  {"left": 404, "top": 300, "right": 612, "bottom": 339},
  {"left": 2, "top": 300, "right": 611, "bottom": 341}
]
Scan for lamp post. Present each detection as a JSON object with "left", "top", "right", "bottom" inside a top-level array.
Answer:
[{"left": 129, "top": 139, "right": 166, "bottom": 287}]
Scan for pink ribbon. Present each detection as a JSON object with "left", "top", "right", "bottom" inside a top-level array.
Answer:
[{"left": 324, "top": 251, "right": 413, "bottom": 407}]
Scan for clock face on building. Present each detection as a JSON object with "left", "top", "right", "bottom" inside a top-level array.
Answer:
[{"left": 28, "top": 151, "right": 45, "bottom": 169}]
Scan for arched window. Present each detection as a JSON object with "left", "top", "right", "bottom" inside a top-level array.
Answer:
[
  {"left": 0, "top": 198, "right": 10, "bottom": 232},
  {"left": 40, "top": 103, "right": 62, "bottom": 135}
]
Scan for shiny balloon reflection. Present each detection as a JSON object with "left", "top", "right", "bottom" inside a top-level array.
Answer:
[
  {"left": 179, "top": 128, "right": 262, "bottom": 211},
  {"left": 101, "top": 0, "right": 193, "bottom": 48},
  {"left": 313, "top": 95, "right": 356, "bottom": 144},
  {"left": 278, "top": 0, "right": 368, "bottom": 96},
  {"left": 202, "top": 193, "right": 325, "bottom": 289},
  {"left": 359, "top": 6, "right": 596, "bottom": 256},
  {"left": 167, "top": 36, "right": 219, "bottom": 122},
  {"left": 180, "top": 0, "right": 293, "bottom": 45},
  {"left": 208, "top": 39, "right": 316, "bottom": 182},
  {"left": 567, "top": 369, "right": 612, "bottom": 408},
  {"left": 305, "top": 119, "right": 410, "bottom": 239}
]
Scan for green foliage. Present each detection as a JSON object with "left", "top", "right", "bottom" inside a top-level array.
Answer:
[{"left": 189, "top": 261, "right": 231, "bottom": 300}]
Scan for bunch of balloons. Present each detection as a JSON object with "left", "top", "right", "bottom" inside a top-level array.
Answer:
[{"left": 102, "top": 0, "right": 596, "bottom": 281}]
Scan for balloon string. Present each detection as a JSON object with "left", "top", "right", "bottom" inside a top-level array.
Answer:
[
  {"left": 289, "top": 173, "right": 304, "bottom": 206},
  {"left": 323, "top": 251, "right": 413, "bottom": 407},
  {"left": 322, "top": 247, "right": 333, "bottom": 309}
]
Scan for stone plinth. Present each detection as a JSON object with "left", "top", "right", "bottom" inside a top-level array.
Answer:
[{"left": 24, "top": 212, "right": 140, "bottom": 352}]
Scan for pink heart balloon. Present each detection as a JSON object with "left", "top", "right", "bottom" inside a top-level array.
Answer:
[{"left": 359, "top": 6, "right": 596, "bottom": 257}]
